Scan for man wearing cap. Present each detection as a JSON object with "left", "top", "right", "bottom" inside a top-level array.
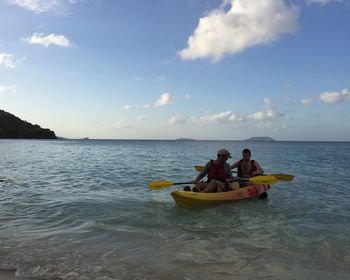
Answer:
[{"left": 192, "top": 149, "right": 236, "bottom": 193}]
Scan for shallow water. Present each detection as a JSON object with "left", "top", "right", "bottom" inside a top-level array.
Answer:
[{"left": 0, "top": 139, "right": 350, "bottom": 279}]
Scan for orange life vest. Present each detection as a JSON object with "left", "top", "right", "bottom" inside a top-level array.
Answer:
[{"left": 208, "top": 160, "right": 227, "bottom": 182}]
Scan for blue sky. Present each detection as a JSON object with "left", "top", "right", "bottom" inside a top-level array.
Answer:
[{"left": 0, "top": 0, "right": 349, "bottom": 141}]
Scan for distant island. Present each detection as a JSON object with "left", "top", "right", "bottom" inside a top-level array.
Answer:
[
  {"left": 175, "top": 138, "right": 196, "bottom": 141},
  {"left": 0, "top": 109, "right": 57, "bottom": 139},
  {"left": 244, "top": 136, "right": 276, "bottom": 142}
]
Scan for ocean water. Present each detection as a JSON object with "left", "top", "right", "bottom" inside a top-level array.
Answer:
[{"left": 0, "top": 139, "right": 350, "bottom": 280}]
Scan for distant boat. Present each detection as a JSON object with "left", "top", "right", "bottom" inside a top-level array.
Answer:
[{"left": 83, "top": 137, "right": 90, "bottom": 140}]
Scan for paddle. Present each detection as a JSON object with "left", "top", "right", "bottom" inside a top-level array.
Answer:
[
  {"left": 148, "top": 180, "right": 193, "bottom": 190},
  {"left": 148, "top": 175, "right": 278, "bottom": 190},
  {"left": 268, "top": 174, "right": 294, "bottom": 181},
  {"left": 239, "top": 175, "right": 278, "bottom": 185},
  {"left": 194, "top": 165, "right": 294, "bottom": 181}
]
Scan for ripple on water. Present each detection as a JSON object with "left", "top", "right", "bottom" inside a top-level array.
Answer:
[{"left": 1, "top": 140, "right": 350, "bottom": 279}]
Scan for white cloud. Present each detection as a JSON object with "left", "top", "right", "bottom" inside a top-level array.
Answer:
[
  {"left": 24, "top": 33, "right": 71, "bottom": 47},
  {"left": 169, "top": 115, "right": 188, "bottom": 125},
  {"left": 249, "top": 98, "right": 285, "bottom": 120},
  {"left": 184, "top": 94, "right": 190, "bottom": 99},
  {"left": 169, "top": 107, "right": 287, "bottom": 126},
  {"left": 283, "top": 97, "right": 312, "bottom": 107},
  {"left": 168, "top": 97, "right": 286, "bottom": 127},
  {"left": 0, "top": 53, "right": 15, "bottom": 68},
  {"left": 7, "top": 0, "right": 79, "bottom": 15},
  {"left": 155, "top": 74, "right": 166, "bottom": 81},
  {"left": 133, "top": 77, "right": 143, "bottom": 81},
  {"left": 136, "top": 115, "right": 147, "bottom": 121},
  {"left": 263, "top": 98, "right": 276, "bottom": 108},
  {"left": 123, "top": 93, "right": 174, "bottom": 110},
  {"left": 124, "top": 104, "right": 150, "bottom": 110},
  {"left": 248, "top": 109, "right": 284, "bottom": 121},
  {"left": 168, "top": 110, "right": 246, "bottom": 126},
  {"left": 319, "top": 89, "right": 350, "bottom": 104},
  {"left": 0, "top": 52, "right": 24, "bottom": 68},
  {"left": 257, "top": 122, "right": 272, "bottom": 129},
  {"left": 307, "top": 0, "right": 343, "bottom": 5},
  {"left": 284, "top": 95, "right": 299, "bottom": 106},
  {"left": 102, "top": 119, "right": 130, "bottom": 129},
  {"left": 154, "top": 93, "right": 174, "bottom": 107},
  {"left": 193, "top": 111, "right": 246, "bottom": 125},
  {"left": 0, "top": 85, "right": 16, "bottom": 94},
  {"left": 178, "top": 0, "right": 299, "bottom": 62},
  {"left": 300, "top": 98, "right": 312, "bottom": 106}
]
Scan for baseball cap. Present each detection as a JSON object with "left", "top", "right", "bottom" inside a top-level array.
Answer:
[{"left": 217, "top": 149, "right": 231, "bottom": 158}]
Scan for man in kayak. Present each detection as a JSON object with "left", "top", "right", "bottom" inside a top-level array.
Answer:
[
  {"left": 190, "top": 149, "right": 237, "bottom": 193},
  {"left": 231, "top": 148, "right": 267, "bottom": 198},
  {"left": 230, "top": 148, "right": 264, "bottom": 178}
]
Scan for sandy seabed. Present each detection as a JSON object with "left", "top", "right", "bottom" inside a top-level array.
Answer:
[
  {"left": 0, "top": 270, "right": 32, "bottom": 280},
  {"left": 0, "top": 270, "right": 14, "bottom": 280}
]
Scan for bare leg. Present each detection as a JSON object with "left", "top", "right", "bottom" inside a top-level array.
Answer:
[
  {"left": 194, "top": 182, "right": 207, "bottom": 192},
  {"left": 227, "top": 182, "right": 240, "bottom": 191},
  {"left": 202, "top": 181, "right": 218, "bottom": 193}
]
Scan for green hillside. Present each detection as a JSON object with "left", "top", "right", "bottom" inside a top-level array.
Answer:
[{"left": 0, "top": 110, "right": 57, "bottom": 139}]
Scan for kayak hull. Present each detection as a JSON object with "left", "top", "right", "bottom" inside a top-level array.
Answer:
[{"left": 171, "top": 184, "right": 270, "bottom": 208}]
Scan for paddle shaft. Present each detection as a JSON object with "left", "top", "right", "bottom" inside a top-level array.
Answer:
[
  {"left": 149, "top": 174, "right": 278, "bottom": 190},
  {"left": 173, "top": 181, "right": 193, "bottom": 185}
]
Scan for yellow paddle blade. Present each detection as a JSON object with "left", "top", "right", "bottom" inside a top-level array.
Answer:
[
  {"left": 148, "top": 180, "right": 174, "bottom": 190},
  {"left": 194, "top": 165, "right": 204, "bottom": 172},
  {"left": 270, "top": 174, "right": 294, "bottom": 181},
  {"left": 248, "top": 175, "right": 278, "bottom": 185}
]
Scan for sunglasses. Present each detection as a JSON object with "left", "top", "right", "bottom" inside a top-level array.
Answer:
[{"left": 218, "top": 154, "right": 229, "bottom": 157}]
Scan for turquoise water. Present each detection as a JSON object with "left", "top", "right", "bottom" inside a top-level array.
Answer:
[{"left": 0, "top": 139, "right": 350, "bottom": 280}]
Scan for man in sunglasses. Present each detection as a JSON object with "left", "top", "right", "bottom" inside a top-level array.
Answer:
[{"left": 191, "top": 149, "right": 236, "bottom": 192}]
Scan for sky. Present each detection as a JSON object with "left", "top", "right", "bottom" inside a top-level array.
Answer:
[{"left": 0, "top": 0, "right": 349, "bottom": 141}]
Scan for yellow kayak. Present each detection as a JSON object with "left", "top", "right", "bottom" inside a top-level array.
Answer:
[{"left": 171, "top": 184, "right": 270, "bottom": 208}]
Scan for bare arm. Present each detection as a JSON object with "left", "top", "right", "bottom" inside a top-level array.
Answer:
[
  {"left": 225, "top": 163, "right": 233, "bottom": 179},
  {"left": 230, "top": 160, "right": 240, "bottom": 169},
  {"left": 253, "top": 160, "right": 264, "bottom": 175},
  {"left": 193, "top": 161, "right": 210, "bottom": 183}
]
